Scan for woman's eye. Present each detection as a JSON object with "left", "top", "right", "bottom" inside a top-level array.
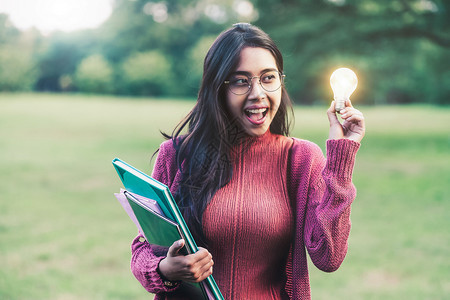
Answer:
[
  {"left": 262, "top": 73, "right": 276, "bottom": 83},
  {"left": 232, "top": 78, "right": 249, "bottom": 86}
]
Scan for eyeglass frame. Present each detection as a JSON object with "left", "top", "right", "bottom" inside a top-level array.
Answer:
[{"left": 223, "top": 70, "right": 286, "bottom": 95}]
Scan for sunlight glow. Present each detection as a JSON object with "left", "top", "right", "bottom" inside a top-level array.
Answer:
[{"left": 0, "top": 0, "right": 113, "bottom": 34}]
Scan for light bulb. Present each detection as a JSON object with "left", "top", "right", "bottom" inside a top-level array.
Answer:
[{"left": 330, "top": 68, "right": 358, "bottom": 113}]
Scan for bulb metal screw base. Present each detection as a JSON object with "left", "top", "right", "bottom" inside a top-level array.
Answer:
[{"left": 334, "top": 98, "right": 347, "bottom": 113}]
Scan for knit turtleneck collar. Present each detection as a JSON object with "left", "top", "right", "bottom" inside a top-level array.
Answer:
[
  {"left": 232, "top": 129, "right": 274, "bottom": 146},
  {"left": 227, "top": 130, "right": 277, "bottom": 158}
]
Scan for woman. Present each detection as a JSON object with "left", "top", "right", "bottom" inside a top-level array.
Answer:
[{"left": 130, "top": 23, "right": 365, "bottom": 299}]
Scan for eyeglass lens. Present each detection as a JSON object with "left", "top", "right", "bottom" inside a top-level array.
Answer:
[{"left": 227, "top": 71, "right": 283, "bottom": 95}]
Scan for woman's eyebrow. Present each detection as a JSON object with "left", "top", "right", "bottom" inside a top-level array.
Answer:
[
  {"left": 231, "top": 68, "right": 279, "bottom": 77},
  {"left": 231, "top": 70, "right": 252, "bottom": 77}
]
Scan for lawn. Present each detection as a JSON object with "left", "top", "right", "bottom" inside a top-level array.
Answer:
[{"left": 0, "top": 93, "right": 448, "bottom": 299}]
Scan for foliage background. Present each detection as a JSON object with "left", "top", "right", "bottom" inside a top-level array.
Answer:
[{"left": 0, "top": 0, "right": 449, "bottom": 104}]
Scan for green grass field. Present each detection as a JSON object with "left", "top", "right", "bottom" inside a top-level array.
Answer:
[{"left": 1, "top": 93, "right": 448, "bottom": 299}]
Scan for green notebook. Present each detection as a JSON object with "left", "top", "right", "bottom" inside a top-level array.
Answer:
[
  {"left": 123, "top": 191, "right": 185, "bottom": 249},
  {"left": 112, "top": 158, "right": 224, "bottom": 300}
]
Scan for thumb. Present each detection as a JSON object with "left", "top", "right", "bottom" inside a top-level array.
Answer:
[
  {"left": 327, "top": 101, "right": 340, "bottom": 125},
  {"left": 167, "top": 239, "right": 185, "bottom": 257}
]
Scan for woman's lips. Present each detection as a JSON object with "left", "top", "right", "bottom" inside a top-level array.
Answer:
[{"left": 244, "top": 107, "right": 268, "bottom": 125}]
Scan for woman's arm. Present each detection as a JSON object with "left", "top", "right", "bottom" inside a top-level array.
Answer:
[
  {"left": 131, "top": 235, "right": 181, "bottom": 293},
  {"left": 290, "top": 100, "right": 364, "bottom": 272},
  {"left": 303, "top": 139, "right": 360, "bottom": 272},
  {"left": 130, "top": 140, "right": 213, "bottom": 292},
  {"left": 304, "top": 99, "right": 364, "bottom": 271},
  {"left": 130, "top": 140, "right": 181, "bottom": 293}
]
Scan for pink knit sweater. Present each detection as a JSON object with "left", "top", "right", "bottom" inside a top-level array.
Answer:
[{"left": 130, "top": 132, "right": 360, "bottom": 299}]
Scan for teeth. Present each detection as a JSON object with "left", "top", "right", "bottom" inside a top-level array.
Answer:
[{"left": 246, "top": 108, "right": 267, "bottom": 114}]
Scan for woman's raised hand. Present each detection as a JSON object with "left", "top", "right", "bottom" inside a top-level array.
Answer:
[
  {"left": 158, "top": 239, "right": 214, "bottom": 283},
  {"left": 327, "top": 100, "right": 365, "bottom": 143}
]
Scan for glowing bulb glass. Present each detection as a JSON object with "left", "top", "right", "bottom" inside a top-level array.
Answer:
[{"left": 330, "top": 68, "right": 357, "bottom": 112}]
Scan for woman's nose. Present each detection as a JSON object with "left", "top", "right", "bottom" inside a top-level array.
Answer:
[{"left": 248, "top": 78, "right": 266, "bottom": 100}]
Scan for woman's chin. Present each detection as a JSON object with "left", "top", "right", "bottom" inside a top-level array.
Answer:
[
  {"left": 238, "top": 115, "right": 271, "bottom": 137},
  {"left": 243, "top": 124, "right": 270, "bottom": 137}
]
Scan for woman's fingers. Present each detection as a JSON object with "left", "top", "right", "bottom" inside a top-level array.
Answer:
[
  {"left": 183, "top": 248, "right": 214, "bottom": 282},
  {"left": 327, "top": 99, "right": 365, "bottom": 142},
  {"left": 340, "top": 105, "right": 366, "bottom": 141},
  {"left": 327, "top": 101, "right": 340, "bottom": 124},
  {"left": 328, "top": 101, "right": 345, "bottom": 140},
  {"left": 167, "top": 239, "right": 185, "bottom": 257},
  {"left": 339, "top": 99, "right": 363, "bottom": 122},
  {"left": 194, "top": 248, "right": 214, "bottom": 281},
  {"left": 160, "top": 245, "right": 214, "bottom": 282},
  {"left": 340, "top": 107, "right": 364, "bottom": 122}
]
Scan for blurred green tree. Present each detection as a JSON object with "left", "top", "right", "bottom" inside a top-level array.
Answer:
[
  {"left": 253, "top": 0, "right": 450, "bottom": 104},
  {"left": 0, "top": 14, "right": 38, "bottom": 91},
  {"left": 119, "top": 50, "right": 173, "bottom": 96},
  {"left": 74, "top": 54, "right": 114, "bottom": 94},
  {"left": 33, "top": 31, "right": 100, "bottom": 91},
  {"left": 182, "top": 35, "right": 218, "bottom": 95},
  {"left": 94, "top": 0, "right": 239, "bottom": 96},
  {"left": 1, "top": 1, "right": 448, "bottom": 104}
]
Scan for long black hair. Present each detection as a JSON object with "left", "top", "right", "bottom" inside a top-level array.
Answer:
[{"left": 164, "top": 23, "right": 293, "bottom": 246}]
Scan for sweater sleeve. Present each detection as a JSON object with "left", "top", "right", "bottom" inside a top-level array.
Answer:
[
  {"left": 291, "top": 138, "right": 360, "bottom": 272},
  {"left": 130, "top": 140, "right": 181, "bottom": 293}
]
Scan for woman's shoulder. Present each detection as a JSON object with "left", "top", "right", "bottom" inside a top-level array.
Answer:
[
  {"left": 268, "top": 133, "right": 323, "bottom": 156},
  {"left": 158, "top": 136, "right": 187, "bottom": 160},
  {"left": 288, "top": 136, "right": 324, "bottom": 157},
  {"left": 152, "top": 139, "right": 179, "bottom": 186},
  {"left": 153, "top": 139, "right": 177, "bottom": 170},
  {"left": 158, "top": 139, "right": 176, "bottom": 155}
]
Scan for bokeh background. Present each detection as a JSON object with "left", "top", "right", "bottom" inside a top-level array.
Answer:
[
  {"left": 1, "top": 0, "right": 450, "bottom": 104},
  {"left": 1, "top": 0, "right": 449, "bottom": 299}
]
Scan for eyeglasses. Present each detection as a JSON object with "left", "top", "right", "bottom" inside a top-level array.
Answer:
[{"left": 224, "top": 70, "right": 285, "bottom": 95}]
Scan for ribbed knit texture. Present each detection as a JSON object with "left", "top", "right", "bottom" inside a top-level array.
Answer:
[
  {"left": 130, "top": 132, "right": 360, "bottom": 300},
  {"left": 202, "top": 132, "right": 293, "bottom": 299}
]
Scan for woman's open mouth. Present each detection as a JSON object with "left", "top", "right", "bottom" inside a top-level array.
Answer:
[{"left": 244, "top": 107, "right": 268, "bottom": 125}]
